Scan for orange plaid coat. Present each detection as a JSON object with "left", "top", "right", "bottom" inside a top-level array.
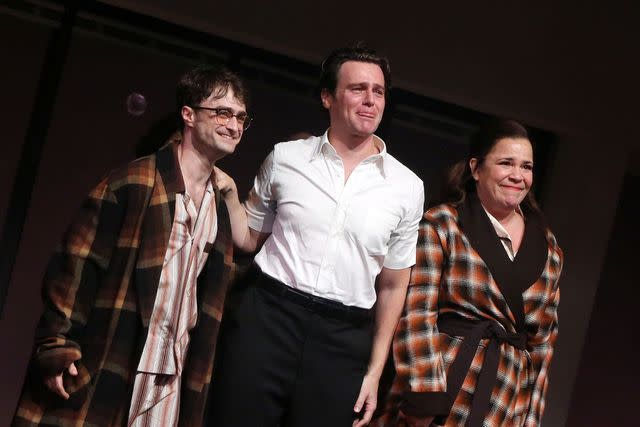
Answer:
[
  {"left": 13, "top": 137, "right": 234, "bottom": 427},
  {"left": 375, "top": 194, "right": 562, "bottom": 426}
]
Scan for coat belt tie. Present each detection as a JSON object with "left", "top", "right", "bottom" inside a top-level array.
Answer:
[{"left": 437, "top": 313, "right": 527, "bottom": 427}]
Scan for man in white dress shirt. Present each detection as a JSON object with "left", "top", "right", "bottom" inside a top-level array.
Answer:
[{"left": 209, "top": 46, "right": 424, "bottom": 427}]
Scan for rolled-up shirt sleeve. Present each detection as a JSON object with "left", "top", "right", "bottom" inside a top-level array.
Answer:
[
  {"left": 383, "top": 179, "right": 425, "bottom": 269},
  {"left": 244, "top": 149, "right": 277, "bottom": 233}
]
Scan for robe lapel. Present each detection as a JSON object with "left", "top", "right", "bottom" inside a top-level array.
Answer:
[
  {"left": 458, "top": 193, "right": 548, "bottom": 332},
  {"left": 135, "top": 137, "right": 186, "bottom": 328}
]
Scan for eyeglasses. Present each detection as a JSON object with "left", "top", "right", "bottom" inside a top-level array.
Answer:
[{"left": 190, "top": 106, "right": 253, "bottom": 130}]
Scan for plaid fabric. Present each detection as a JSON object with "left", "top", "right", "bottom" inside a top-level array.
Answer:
[
  {"left": 13, "top": 136, "right": 234, "bottom": 427},
  {"left": 375, "top": 201, "right": 562, "bottom": 427}
]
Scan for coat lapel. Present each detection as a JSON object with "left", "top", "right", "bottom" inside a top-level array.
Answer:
[
  {"left": 135, "top": 137, "right": 186, "bottom": 328},
  {"left": 457, "top": 193, "right": 547, "bottom": 332}
]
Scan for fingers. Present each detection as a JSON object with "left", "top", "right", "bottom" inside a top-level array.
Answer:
[
  {"left": 44, "top": 374, "right": 70, "bottom": 399},
  {"left": 352, "top": 388, "right": 366, "bottom": 427},
  {"left": 353, "top": 405, "right": 375, "bottom": 427},
  {"left": 353, "top": 388, "right": 367, "bottom": 415},
  {"left": 214, "top": 166, "right": 230, "bottom": 181},
  {"left": 213, "top": 167, "right": 237, "bottom": 196},
  {"left": 362, "top": 399, "right": 376, "bottom": 425},
  {"left": 213, "top": 165, "right": 225, "bottom": 177},
  {"left": 43, "top": 362, "right": 79, "bottom": 399},
  {"left": 352, "top": 391, "right": 376, "bottom": 427}
]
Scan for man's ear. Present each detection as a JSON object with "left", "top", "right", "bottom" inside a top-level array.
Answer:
[
  {"left": 181, "top": 105, "right": 194, "bottom": 128},
  {"left": 320, "top": 89, "right": 332, "bottom": 110}
]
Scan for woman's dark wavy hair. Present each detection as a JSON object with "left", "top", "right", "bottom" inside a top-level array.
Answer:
[{"left": 433, "top": 118, "right": 543, "bottom": 218}]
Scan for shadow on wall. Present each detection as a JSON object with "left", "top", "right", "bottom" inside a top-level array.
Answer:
[{"left": 565, "top": 173, "right": 639, "bottom": 427}]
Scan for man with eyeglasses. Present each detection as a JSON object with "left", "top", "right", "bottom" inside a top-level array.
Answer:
[
  {"left": 209, "top": 46, "right": 424, "bottom": 427},
  {"left": 13, "top": 65, "right": 250, "bottom": 427}
]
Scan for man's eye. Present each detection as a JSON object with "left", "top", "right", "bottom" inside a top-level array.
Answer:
[{"left": 216, "top": 110, "right": 233, "bottom": 119}]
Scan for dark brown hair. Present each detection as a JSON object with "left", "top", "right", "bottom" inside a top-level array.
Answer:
[
  {"left": 316, "top": 44, "right": 391, "bottom": 102},
  {"left": 176, "top": 64, "right": 249, "bottom": 128}
]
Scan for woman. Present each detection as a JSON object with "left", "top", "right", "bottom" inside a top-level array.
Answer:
[{"left": 376, "top": 119, "right": 563, "bottom": 426}]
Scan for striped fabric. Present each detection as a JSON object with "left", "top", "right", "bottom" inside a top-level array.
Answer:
[
  {"left": 13, "top": 137, "right": 235, "bottom": 427},
  {"left": 128, "top": 185, "right": 217, "bottom": 426},
  {"left": 375, "top": 200, "right": 562, "bottom": 427}
]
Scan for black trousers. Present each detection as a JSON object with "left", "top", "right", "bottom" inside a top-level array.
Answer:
[{"left": 208, "top": 270, "right": 373, "bottom": 427}]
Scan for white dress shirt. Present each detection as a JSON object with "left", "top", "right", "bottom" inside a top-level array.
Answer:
[{"left": 245, "top": 131, "right": 424, "bottom": 309}]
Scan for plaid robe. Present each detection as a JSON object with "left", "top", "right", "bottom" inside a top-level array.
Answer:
[
  {"left": 375, "top": 194, "right": 562, "bottom": 427},
  {"left": 13, "top": 136, "right": 234, "bottom": 427}
]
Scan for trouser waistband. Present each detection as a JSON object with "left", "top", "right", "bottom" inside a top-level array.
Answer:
[{"left": 253, "top": 267, "right": 373, "bottom": 323}]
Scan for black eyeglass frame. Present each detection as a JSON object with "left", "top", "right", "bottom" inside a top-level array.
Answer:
[{"left": 190, "top": 105, "right": 253, "bottom": 130}]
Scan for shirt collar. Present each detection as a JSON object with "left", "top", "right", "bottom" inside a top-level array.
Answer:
[
  {"left": 311, "top": 129, "right": 390, "bottom": 178},
  {"left": 481, "top": 204, "right": 524, "bottom": 241},
  {"left": 182, "top": 179, "right": 214, "bottom": 205}
]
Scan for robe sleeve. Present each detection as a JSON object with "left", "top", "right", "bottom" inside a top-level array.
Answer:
[
  {"left": 393, "top": 216, "right": 450, "bottom": 417},
  {"left": 523, "top": 242, "right": 563, "bottom": 426},
  {"left": 34, "top": 178, "right": 121, "bottom": 376}
]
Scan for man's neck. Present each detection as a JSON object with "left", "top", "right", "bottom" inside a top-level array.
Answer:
[
  {"left": 178, "top": 137, "right": 216, "bottom": 207},
  {"left": 327, "top": 128, "right": 380, "bottom": 182},
  {"left": 327, "top": 128, "right": 379, "bottom": 163}
]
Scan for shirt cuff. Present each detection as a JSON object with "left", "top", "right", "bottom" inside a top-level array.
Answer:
[
  {"left": 382, "top": 256, "right": 417, "bottom": 270},
  {"left": 246, "top": 213, "right": 274, "bottom": 233}
]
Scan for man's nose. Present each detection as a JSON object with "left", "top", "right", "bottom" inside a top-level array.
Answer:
[
  {"left": 226, "top": 115, "right": 241, "bottom": 133},
  {"left": 363, "top": 89, "right": 375, "bottom": 106}
]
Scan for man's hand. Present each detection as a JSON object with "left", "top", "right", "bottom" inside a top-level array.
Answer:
[
  {"left": 400, "top": 411, "right": 435, "bottom": 427},
  {"left": 214, "top": 166, "right": 238, "bottom": 201},
  {"left": 44, "top": 362, "right": 78, "bottom": 399},
  {"left": 352, "top": 373, "right": 379, "bottom": 427}
]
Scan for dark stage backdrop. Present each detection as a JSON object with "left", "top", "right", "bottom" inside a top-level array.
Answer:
[
  {"left": 0, "top": 3, "right": 545, "bottom": 424},
  {"left": 565, "top": 173, "right": 640, "bottom": 427}
]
